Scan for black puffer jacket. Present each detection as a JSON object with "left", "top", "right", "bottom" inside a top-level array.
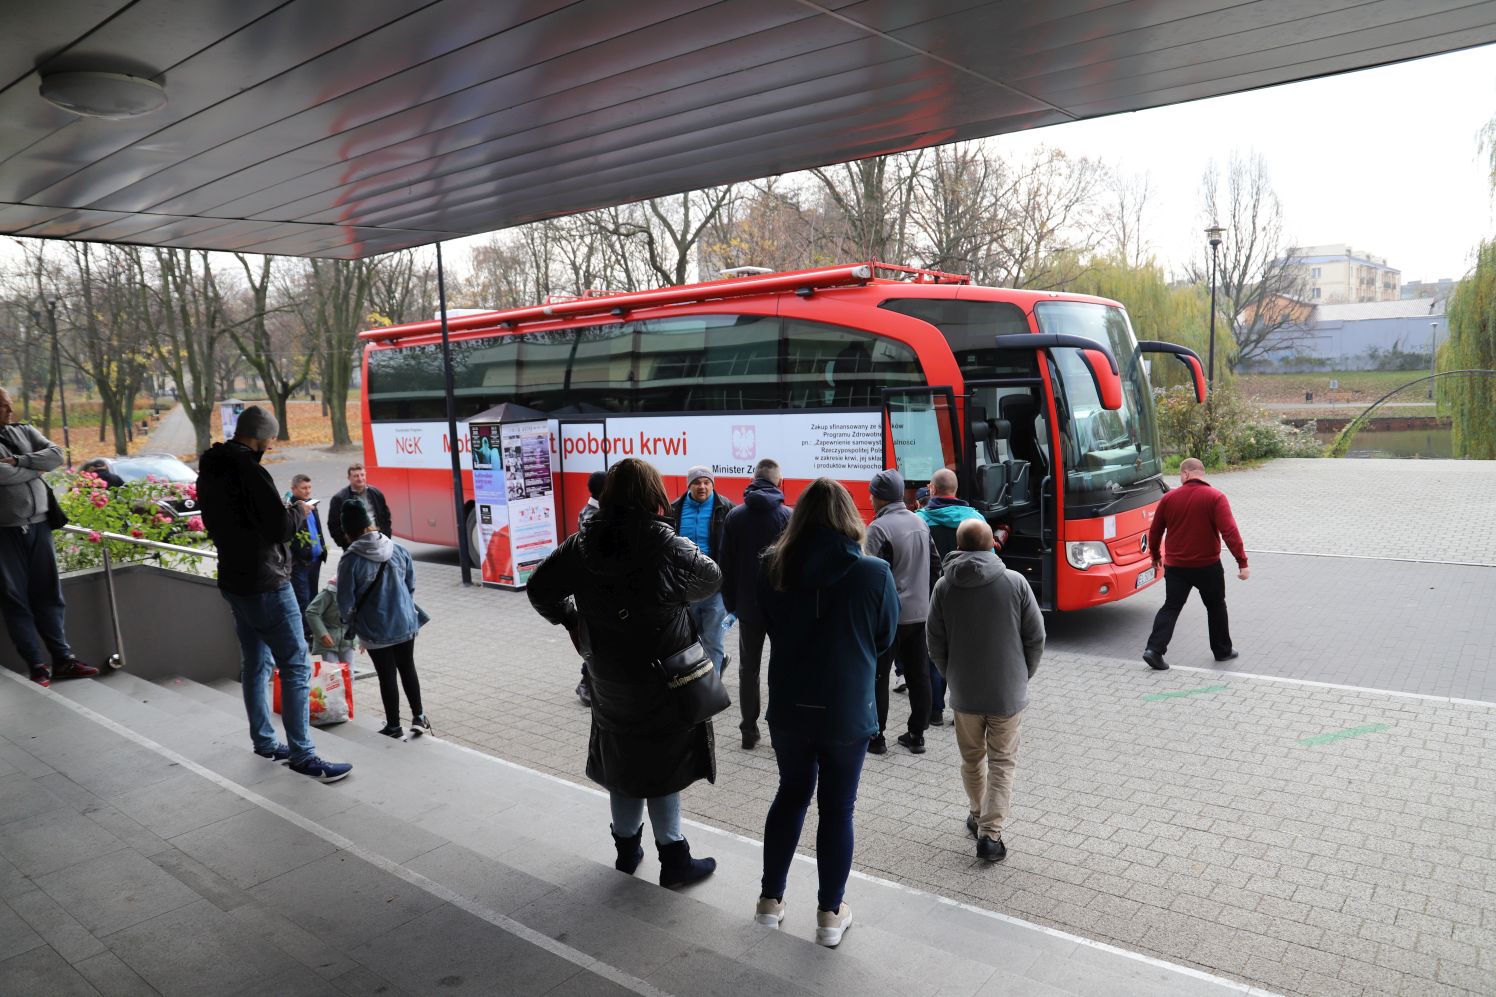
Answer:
[
  {"left": 197, "top": 441, "right": 303, "bottom": 596},
  {"left": 528, "top": 509, "right": 722, "bottom": 799}
]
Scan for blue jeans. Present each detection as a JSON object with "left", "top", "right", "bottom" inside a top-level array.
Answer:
[
  {"left": 762, "top": 726, "right": 868, "bottom": 912},
  {"left": 609, "top": 792, "right": 683, "bottom": 845},
  {"left": 221, "top": 585, "right": 315, "bottom": 764},
  {"left": 0, "top": 525, "right": 73, "bottom": 666},
  {"left": 288, "top": 559, "right": 322, "bottom": 627},
  {"left": 688, "top": 592, "right": 727, "bottom": 673}
]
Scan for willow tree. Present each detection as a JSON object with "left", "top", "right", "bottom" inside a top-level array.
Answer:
[{"left": 1442, "top": 241, "right": 1496, "bottom": 458}]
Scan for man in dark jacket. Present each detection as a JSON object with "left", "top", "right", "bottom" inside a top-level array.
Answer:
[
  {"left": 197, "top": 406, "right": 351, "bottom": 784},
  {"left": 1143, "top": 458, "right": 1250, "bottom": 671},
  {"left": 718, "top": 458, "right": 792, "bottom": 749},
  {"left": 928, "top": 518, "right": 1045, "bottom": 863},
  {"left": 328, "top": 463, "right": 392, "bottom": 550},
  {"left": 669, "top": 465, "right": 734, "bottom": 674},
  {"left": 915, "top": 467, "right": 984, "bottom": 726},
  {"left": 864, "top": 468, "right": 941, "bottom": 755},
  {"left": 286, "top": 473, "right": 329, "bottom": 630},
  {"left": 0, "top": 388, "right": 98, "bottom": 687}
]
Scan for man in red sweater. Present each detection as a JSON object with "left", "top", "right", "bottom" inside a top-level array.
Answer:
[{"left": 1142, "top": 458, "right": 1249, "bottom": 670}]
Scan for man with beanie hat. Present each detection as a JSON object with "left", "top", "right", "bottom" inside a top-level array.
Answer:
[
  {"left": 670, "top": 465, "right": 734, "bottom": 674},
  {"left": 198, "top": 405, "right": 352, "bottom": 784},
  {"left": 864, "top": 467, "right": 941, "bottom": 755}
]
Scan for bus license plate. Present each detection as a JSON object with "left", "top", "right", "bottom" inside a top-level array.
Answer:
[{"left": 1136, "top": 567, "right": 1156, "bottom": 588}]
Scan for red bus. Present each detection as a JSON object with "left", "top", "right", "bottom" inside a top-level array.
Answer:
[{"left": 358, "top": 262, "right": 1204, "bottom": 610}]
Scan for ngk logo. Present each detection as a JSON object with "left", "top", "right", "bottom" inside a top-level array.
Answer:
[{"left": 731, "top": 425, "right": 756, "bottom": 461}]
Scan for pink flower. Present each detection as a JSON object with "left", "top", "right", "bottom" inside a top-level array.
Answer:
[
  {"left": 156, "top": 513, "right": 172, "bottom": 524},
  {"left": 129, "top": 528, "right": 144, "bottom": 538},
  {"left": 90, "top": 492, "right": 109, "bottom": 508},
  {"left": 87, "top": 530, "right": 102, "bottom": 544},
  {"left": 186, "top": 516, "right": 205, "bottom": 532},
  {"left": 145, "top": 473, "right": 160, "bottom": 483},
  {"left": 184, "top": 484, "right": 198, "bottom": 500}
]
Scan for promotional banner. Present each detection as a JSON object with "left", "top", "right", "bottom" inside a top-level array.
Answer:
[{"left": 470, "top": 419, "right": 558, "bottom": 589}]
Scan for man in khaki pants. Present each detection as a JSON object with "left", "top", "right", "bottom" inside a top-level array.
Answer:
[{"left": 926, "top": 519, "right": 1045, "bottom": 862}]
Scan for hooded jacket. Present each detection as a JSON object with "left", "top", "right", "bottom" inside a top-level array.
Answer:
[
  {"left": 863, "top": 502, "right": 939, "bottom": 623},
  {"left": 757, "top": 527, "right": 899, "bottom": 743},
  {"left": 337, "top": 531, "right": 422, "bottom": 649},
  {"left": 0, "top": 423, "right": 63, "bottom": 529},
  {"left": 926, "top": 549, "right": 1045, "bottom": 717},
  {"left": 305, "top": 585, "right": 356, "bottom": 655},
  {"left": 527, "top": 509, "right": 722, "bottom": 798},
  {"left": 196, "top": 440, "right": 304, "bottom": 595},
  {"left": 718, "top": 478, "right": 792, "bottom": 626},
  {"left": 917, "top": 496, "right": 985, "bottom": 560}
]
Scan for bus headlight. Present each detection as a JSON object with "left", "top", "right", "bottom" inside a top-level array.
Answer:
[{"left": 1065, "top": 541, "right": 1113, "bottom": 570}]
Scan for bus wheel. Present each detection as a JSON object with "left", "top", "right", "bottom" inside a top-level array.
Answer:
[{"left": 464, "top": 507, "right": 481, "bottom": 569}]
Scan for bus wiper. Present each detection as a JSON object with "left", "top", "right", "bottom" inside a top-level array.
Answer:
[{"left": 1092, "top": 474, "right": 1164, "bottom": 516}]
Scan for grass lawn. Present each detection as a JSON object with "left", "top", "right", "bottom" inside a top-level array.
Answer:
[{"left": 1237, "top": 371, "right": 1437, "bottom": 405}]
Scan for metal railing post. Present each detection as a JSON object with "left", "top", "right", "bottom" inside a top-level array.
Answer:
[{"left": 98, "top": 542, "right": 125, "bottom": 671}]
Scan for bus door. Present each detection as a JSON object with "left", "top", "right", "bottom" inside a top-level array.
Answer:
[
  {"left": 556, "top": 418, "right": 608, "bottom": 539},
  {"left": 881, "top": 386, "right": 960, "bottom": 495},
  {"left": 962, "top": 377, "right": 1055, "bottom": 606}
]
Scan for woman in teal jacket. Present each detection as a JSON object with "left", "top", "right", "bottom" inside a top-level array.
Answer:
[{"left": 751, "top": 478, "right": 898, "bottom": 948}]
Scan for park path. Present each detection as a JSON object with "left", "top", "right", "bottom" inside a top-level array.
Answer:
[{"left": 141, "top": 404, "right": 197, "bottom": 459}]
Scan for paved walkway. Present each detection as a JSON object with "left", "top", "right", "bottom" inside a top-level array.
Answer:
[
  {"left": 364, "top": 457, "right": 1496, "bottom": 997},
  {"left": 140, "top": 405, "right": 197, "bottom": 459}
]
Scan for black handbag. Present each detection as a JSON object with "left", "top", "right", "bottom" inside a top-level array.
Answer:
[
  {"left": 343, "top": 561, "right": 387, "bottom": 641},
  {"left": 651, "top": 638, "right": 730, "bottom": 726},
  {"left": 45, "top": 488, "right": 69, "bottom": 531}
]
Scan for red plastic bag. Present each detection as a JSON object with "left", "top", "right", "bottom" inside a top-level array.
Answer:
[{"left": 273, "top": 660, "right": 354, "bottom": 726}]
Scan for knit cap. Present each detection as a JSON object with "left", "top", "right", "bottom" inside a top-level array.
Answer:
[
  {"left": 686, "top": 465, "right": 714, "bottom": 486},
  {"left": 235, "top": 405, "right": 278, "bottom": 441},
  {"left": 340, "top": 498, "right": 373, "bottom": 535},
  {"left": 869, "top": 468, "right": 905, "bottom": 503}
]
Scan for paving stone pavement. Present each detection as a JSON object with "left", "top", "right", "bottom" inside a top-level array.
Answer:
[{"left": 288, "top": 452, "right": 1496, "bottom": 996}]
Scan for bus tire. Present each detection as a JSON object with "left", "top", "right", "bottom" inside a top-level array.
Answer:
[{"left": 464, "top": 506, "right": 481, "bottom": 571}]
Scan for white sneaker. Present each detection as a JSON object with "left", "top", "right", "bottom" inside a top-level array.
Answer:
[
  {"left": 815, "top": 903, "right": 852, "bottom": 947},
  {"left": 754, "top": 897, "right": 785, "bottom": 928}
]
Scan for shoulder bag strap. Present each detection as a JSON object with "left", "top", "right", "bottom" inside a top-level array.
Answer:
[{"left": 348, "top": 560, "right": 388, "bottom": 626}]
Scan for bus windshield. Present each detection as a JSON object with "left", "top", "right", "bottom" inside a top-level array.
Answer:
[{"left": 1034, "top": 301, "right": 1163, "bottom": 518}]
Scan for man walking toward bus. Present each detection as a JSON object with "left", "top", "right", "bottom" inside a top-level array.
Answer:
[
  {"left": 917, "top": 467, "right": 984, "bottom": 726},
  {"left": 670, "top": 466, "right": 734, "bottom": 674},
  {"left": 719, "top": 458, "right": 792, "bottom": 749},
  {"left": 1142, "top": 457, "right": 1249, "bottom": 671},
  {"left": 865, "top": 468, "right": 939, "bottom": 755}
]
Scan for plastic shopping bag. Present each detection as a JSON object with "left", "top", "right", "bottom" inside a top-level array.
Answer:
[{"left": 272, "top": 660, "right": 354, "bottom": 726}]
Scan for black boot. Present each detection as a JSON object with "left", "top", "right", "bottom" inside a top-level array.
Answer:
[
  {"left": 656, "top": 837, "right": 715, "bottom": 888},
  {"left": 611, "top": 823, "right": 644, "bottom": 874}
]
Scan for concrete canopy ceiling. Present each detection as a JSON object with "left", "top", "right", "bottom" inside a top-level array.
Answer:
[{"left": 2, "top": 1, "right": 1492, "bottom": 260}]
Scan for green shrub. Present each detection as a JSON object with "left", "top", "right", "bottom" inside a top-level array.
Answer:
[{"left": 1154, "top": 384, "right": 1323, "bottom": 467}]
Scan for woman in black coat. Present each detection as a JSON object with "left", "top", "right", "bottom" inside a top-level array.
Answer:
[{"left": 528, "top": 458, "right": 722, "bottom": 887}]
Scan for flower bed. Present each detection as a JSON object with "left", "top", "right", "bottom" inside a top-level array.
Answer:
[{"left": 48, "top": 468, "right": 215, "bottom": 575}]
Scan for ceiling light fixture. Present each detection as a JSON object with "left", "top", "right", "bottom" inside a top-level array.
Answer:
[{"left": 39, "top": 71, "right": 166, "bottom": 119}]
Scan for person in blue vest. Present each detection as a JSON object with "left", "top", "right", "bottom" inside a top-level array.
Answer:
[
  {"left": 916, "top": 468, "right": 985, "bottom": 726},
  {"left": 287, "top": 473, "right": 329, "bottom": 635},
  {"left": 670, "top": 465, "right": 734, "bottom": 674}
]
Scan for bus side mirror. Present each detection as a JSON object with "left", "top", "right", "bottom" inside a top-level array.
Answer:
[
  {"left": 1135, "top": 341, "right": 1207, "bottom": 404},
  {"left": 992, "top": 334, "right": 1124, "bottom": 411}
]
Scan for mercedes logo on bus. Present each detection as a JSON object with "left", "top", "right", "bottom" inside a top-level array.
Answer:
[{"left": 1139, "top": 535, "right": 1149, "bottom": 553}]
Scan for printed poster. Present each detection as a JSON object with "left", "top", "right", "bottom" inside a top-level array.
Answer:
[{"left": 470, "top": 419, "right": 558, "bottom": 589}]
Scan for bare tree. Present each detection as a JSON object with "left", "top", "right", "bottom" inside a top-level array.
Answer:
[
  {"left": 910, "top": 142, "right": 1007, "bottom": 279},
  {"left": 227, "top": 254, "right": 311, "bottom": 440},
  {"left": 61, "top": 243, "right": 152, "bottom": 454},
  {"left": 152, "top": 248, "right": 234, "bottom": 454},
  {"left": 293, "top": 258, "right": 376, "bottom": 448},
  {"left": 699, "top": 177, "right": 827, "bottom": 274},
  {"left": 811, "top": 152, "right": 925, "bottom": 264},
  {"left": 1192, "top": 153, "right": 1311, "bottom": 370},
  {"left": 988, "top": 147, "right": 1105, "bottom": 290},
  {"left": 586, "top": 187, "right": 737, "bottom": 288},
  {"left": 1103, "top": 169, "right": 1155, "bottom": 269},
  {"left": 369, "top": 248, "right": 439, "bottom": 325}
]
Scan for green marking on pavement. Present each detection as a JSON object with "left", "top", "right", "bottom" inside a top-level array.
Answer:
[
  {"left": 1142, "top": 684, "right": 1229, "bottom": 702},
  {"left": 1298, "top": 723, "right": 1390, "bottom": 746}
]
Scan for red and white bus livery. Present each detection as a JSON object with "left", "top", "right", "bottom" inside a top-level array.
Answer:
[{"left": 358, "top": 262, "right": 1205, "bottom": 610}]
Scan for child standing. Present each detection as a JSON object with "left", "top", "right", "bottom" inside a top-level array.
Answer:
[
  {"left": 306, "top": 578, "right": 355, "bottom": 667},
  {"left": 337, "top": 499, "right": 432, "bottom": 740}
]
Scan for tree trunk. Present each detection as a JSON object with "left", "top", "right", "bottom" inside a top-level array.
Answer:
[{"left": 270, "top": 390, "right": 291, "bottom": 442}]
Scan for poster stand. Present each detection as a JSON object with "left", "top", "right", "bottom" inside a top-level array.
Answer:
[{"left": 468, "top": 403, "right": 558, "bottom": 590}]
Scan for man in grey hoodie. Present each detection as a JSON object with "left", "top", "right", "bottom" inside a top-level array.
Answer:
[
  {"left": 0, "top": 388, "right": 98, "bottom": 687},
  {"left": 927, "top": 518, "right": 1045, "bottom": 863}
]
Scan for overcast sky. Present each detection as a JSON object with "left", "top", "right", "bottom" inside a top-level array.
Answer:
[{"left": 991, "top": 43, "right": 1496, "bottom": 284}]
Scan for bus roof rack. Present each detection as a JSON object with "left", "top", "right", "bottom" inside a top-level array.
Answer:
[{"left": 360, "top": 262, "right": 972, "bottom": 342}]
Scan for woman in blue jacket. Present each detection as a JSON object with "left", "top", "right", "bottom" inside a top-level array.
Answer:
[
  {"left": 752, "top": 478, "right": 899, "bottom": 948},
  {"left": 338, "top": 499, "right": 431, "bottom": 739}
]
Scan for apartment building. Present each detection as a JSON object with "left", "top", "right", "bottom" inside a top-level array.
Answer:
[{"left": 1288, "top": 244, "right": 1401, "bottom": 303}]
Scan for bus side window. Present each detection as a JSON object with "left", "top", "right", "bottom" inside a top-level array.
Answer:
[
  {"left": 569, "top": 323, "right": 634, "bottom": 412},
  {"left": 635, "top": 315, "right": 778, "bottom": 411},
  {"left": 782, "top": 320, "right": 921, "bottom": 409}
]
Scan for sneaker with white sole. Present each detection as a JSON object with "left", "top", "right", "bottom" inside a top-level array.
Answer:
[
  {"left": 288, "top": 755, "right": 352, "bottom": 783},
  {"left": 409, "top": 714, "right": 433, "bottom": 737},
  {"left": 815, "top": 903, "right": 852, "bottom": 947},
  {"left": 754, "top": 897, "right": 785, "bottom": 928}
]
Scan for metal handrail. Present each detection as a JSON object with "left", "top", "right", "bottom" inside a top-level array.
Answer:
[
  {"left": 59, "top": 525, "right": 217, "bottom": 559},
  {"left": 56, "top": 525, "right": 218, "bottom": 672}
]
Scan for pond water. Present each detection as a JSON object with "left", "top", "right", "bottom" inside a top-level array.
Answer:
[{"left": 1312, "top": 426, "right": 1454, "bottom": 458}]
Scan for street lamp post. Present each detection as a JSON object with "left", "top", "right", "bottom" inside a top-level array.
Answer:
[
  {"left": 45, "top": 298, "right": 72, "bottom": 469},
  {"left": 1205, "top": 224, "right": 1225, "bottom": 388},
  {"left": 1428, "top": 320, "right": 1439, "bottom": 399}
]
